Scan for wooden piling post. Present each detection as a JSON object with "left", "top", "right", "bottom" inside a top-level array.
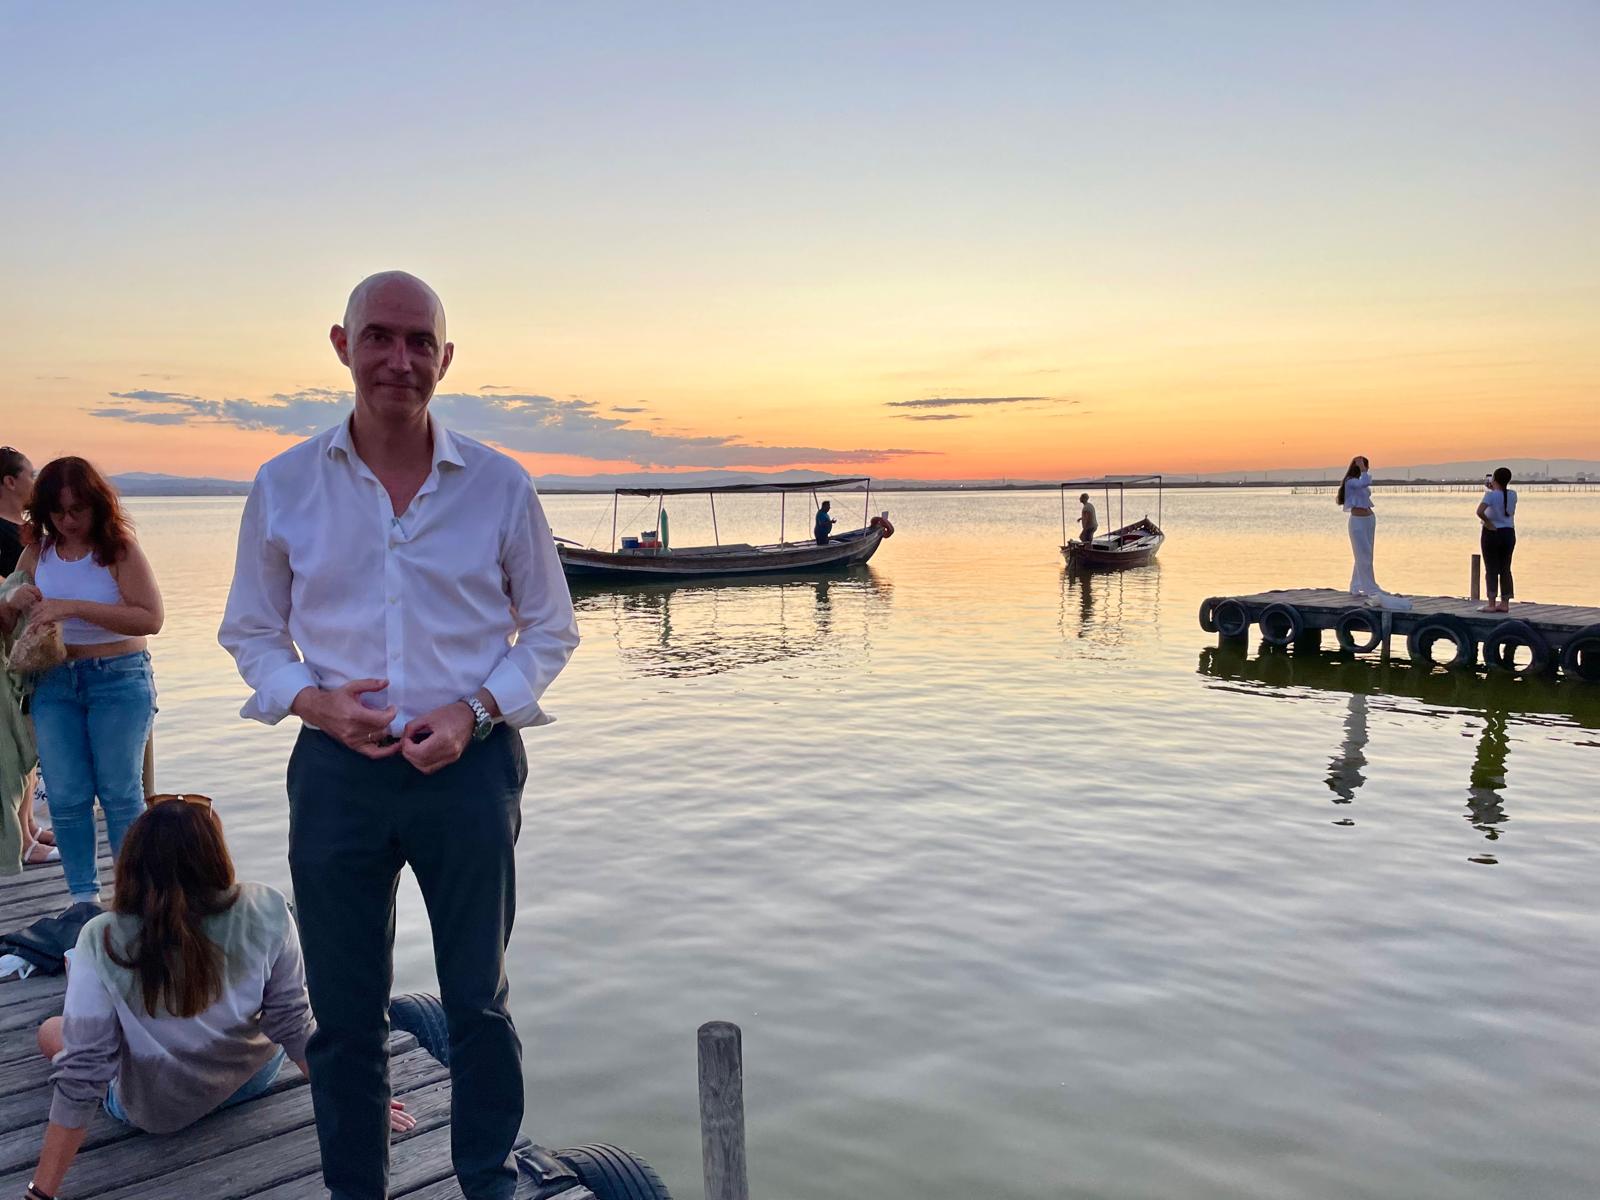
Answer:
[
  {"left": 699, "top": 1021, "right": 749, "bottom": 1200},
  {"left": 1470, "top": 553, "right": 1481, "bottom": 602}
]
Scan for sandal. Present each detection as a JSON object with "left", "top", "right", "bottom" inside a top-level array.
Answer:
[
  {"left": 29, "top": 827, "right": 55, "bottom": 847},
  {"left": 22, "top": 836, "right": 60, "bottom": 866}
]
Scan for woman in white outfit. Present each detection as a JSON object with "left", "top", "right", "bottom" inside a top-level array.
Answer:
[{"left": 1337, "top": 456, "right": 1381, "bottom": 596}]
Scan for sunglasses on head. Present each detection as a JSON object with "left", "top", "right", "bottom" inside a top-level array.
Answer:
[{"left": 145, "top": 793, "right": 215, "bottom": 811}]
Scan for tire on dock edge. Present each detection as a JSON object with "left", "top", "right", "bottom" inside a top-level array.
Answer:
[
  {"left": 554, "top": 1143, "right": 675, "bottom": 1199},
  {"left": 1560, "top": 624, "right": 1600, "bottom": 684},
  {"left": 1482, "top": 620, "right": 1553, "bottom": 677},
  {"left": 389, "top": 993, "right": 450, "bottom": 1065},
  {"left": 1405, "top": 614, "right": 1476, "bottom": 670},
  {"left": 1256, "top": 602, "right": 1304, "bottom": 648},
  {"left": 1334, "top": 608, "right": 1383, "bottom": 654},
  {"left": 1213, "top": 599, "right": 1251, "bottom": 639}
]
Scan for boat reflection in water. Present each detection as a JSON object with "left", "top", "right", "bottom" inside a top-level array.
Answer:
[
  {"left": 1197, "top": 644, "right": 1600, "bottom": 864},
  {"left": 570, "top": 567, "right": 893, "bottom": 679},
  {"left": 1058, "top": 560, "right": 1163, "bottom": 654}
]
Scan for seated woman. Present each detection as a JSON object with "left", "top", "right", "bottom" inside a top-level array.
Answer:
[{"left": 25, "top": 795, "right": 413, "bottom": 1200}]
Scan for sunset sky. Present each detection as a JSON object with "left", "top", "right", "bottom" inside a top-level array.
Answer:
[{"left": 2, "top": 3, "right": 1596, "bottom": 482}]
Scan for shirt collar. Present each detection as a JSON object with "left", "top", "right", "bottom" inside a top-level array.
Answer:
[{"left": 328, "top": 412, "right": 466, "bottom": 473}]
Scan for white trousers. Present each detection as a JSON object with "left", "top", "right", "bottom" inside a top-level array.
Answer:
[{"left": 1348, "top": 513, "right": 1380, "bottom": 596}]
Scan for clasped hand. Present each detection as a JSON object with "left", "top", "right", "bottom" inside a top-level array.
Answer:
[{"left": 292, "top": 680, "right": 473, "bottom": 774}]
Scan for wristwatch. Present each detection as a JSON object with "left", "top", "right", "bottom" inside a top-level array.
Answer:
[{"left": 464, "top": 695, "right": 494, "bottom": 742}]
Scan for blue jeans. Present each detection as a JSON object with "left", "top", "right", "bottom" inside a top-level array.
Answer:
[
  {"left": 104, "top": 1046, "right": 286, "bottom": 1127},
  {"left": 31, "top": 651, "right": 156, "bottom": 902}
]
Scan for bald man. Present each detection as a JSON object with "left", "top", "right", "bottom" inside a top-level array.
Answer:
[{"left": 220, "top": 272, "right": 579, "bottom": 1200}]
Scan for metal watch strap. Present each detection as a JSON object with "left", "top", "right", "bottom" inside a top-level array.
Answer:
[{"left": 465, "top": 695, "right": 493, "bottom": 741}]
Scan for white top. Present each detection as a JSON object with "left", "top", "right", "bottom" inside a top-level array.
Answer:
[
  {"left": 218, "top": 416, "right": 579, "bottom": 732},
  {"left": 1342, "top": 472, "right": 1374, "bottom": 512},
  {"left": 51, "top": 883, "right": 313, "bottom": 1134},
  {"left": 1481, "top": 488, "right": 1517, "bottom": 529},
  {"left": 35, "top": 543, "right": 126, "bottom": 644}
]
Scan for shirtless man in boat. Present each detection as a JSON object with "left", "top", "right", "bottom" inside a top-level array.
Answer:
[{"left": 1078, "top": 493, "right": 1098, "bottom": 544}]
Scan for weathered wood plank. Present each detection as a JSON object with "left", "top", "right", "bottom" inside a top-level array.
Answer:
[
  {"left": 401, "top": 1178, "right": 599, "bottom": 1200},
  {"left": 0, "top": 991, "right": 73, "bottom": 1035},
  {"left": 379, "top": 1135, "right": 600, "bottom": 1200},
  {"left": 0, "top": 973, "right": 67, "bottom": 1012},
  {"left": 0, "top": 1046, "right": 445, "bottom": 1197},
  {"left": 0, "top": 1046, "right": 62, "bottom": 1099},
  {"left": 80, "top": 1075, "right": 457, "bottom": 1200},
  {"left": 248, "top": 1120, "right": 462, "bottom": 1200},
  {"left": 0, "top": 1034, "right": 422, "bottom": 1177}
]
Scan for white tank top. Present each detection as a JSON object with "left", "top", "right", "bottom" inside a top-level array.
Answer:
[{"left": 35, "top": 543, "right": 125, "bottom": 644}]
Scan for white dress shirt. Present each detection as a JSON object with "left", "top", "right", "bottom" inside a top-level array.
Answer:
[{"left": 219, "top": 416, "right": 579, "bottom": 733}]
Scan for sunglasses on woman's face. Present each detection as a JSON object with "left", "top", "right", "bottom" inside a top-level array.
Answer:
[{"left": 145, "top": 793, "right": 215, "bottom": 811}]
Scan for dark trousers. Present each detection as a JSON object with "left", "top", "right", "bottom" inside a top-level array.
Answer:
[
  {"left": 288, "top": 724, "right": 527, "bottom": 1200},
  {"left": 1481, "top": 527, "right": 1516, "bottom": 601}
]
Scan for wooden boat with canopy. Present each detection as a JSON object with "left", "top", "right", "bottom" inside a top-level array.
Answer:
[
  {"left": 557, "top": 477, "right": 894, "bottom": 582},
  {"left": 1060, "top": 475, "right": 1165, "bottom": 568}
]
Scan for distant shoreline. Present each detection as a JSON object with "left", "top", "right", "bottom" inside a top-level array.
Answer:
[{"left": 118, "top": 477, "right": 1600, "bottom": 498}]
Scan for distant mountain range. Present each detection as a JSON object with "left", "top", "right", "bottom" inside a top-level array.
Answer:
[
  {"left": 111, "top": 458, "right": 1600, "bottom": 497},
  {"left": 112, "top": 472, "right": 255, "bottom": 496}
]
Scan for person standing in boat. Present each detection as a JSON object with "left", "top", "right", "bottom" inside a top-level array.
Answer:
[
  {"left": 814, "top": 499, "right": 836, "bottom": 545},
  {"left": 219, "top": 271, "right": 579, "bottom": 1200},
  {"left": 1476, "top": 467, "right": 1517, "bottom": 613},
  {"left": 1078, "top": 493, "right": 1098, "bottom": 544}
]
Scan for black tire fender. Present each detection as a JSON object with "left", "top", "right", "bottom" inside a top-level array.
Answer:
[
  {"left": 1256, "top": 602, "right": 1304, "bottom": 648},
  {"left": 1406, "top": 614, "right": 1476, "bottom": 670},
  {"left": 1198, "top": 597, "right": 1222, "bottom": 634},
  {"left": 1482, "top": 620, "right": 1552, "bottom": 676},
  {"left": 1214, "top": 599, "right": 1251, "bottom": 639},
  {"left": 1334, "top": 608, "right": 1383, "bottom": 654},
  {"left": 553, "top": 1143, "right": 675, "bottom": 1200},
  {"left": 389, "top": 993, "right": 450, "bottom": 1066},
  {"left": 1560, "top": 624, "right": 1600, "bottom": 684}
]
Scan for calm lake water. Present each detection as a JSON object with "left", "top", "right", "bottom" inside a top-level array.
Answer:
[{"left": 127, "top": 487, "right": 1599, "bottom": 1200}]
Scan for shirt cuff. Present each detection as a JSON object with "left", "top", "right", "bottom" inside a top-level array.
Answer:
[
  {"left": 482, "top": 660, "right": 545, "bottom": 729},
  {"left": 49, "top": 1086, "right": 103, "bottom": 1129},
  {"left": 242, "top": 661, "right": 319, "bottom": 725},
  {"left": 274, "top": 1025, "right": 312, "bottom": 1065}
]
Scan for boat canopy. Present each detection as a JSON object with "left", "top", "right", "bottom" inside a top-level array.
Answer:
[
  {"left": 1060, "top": 474, "right": 1163, "bottom": 537},
  {"left": 614, "top": 477, "right": 870, "bottom": 497},
  {"left": 1057, "top": 474, "right": 1162, "bottom": 490}
]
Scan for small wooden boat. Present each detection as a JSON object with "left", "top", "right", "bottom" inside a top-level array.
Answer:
[
  {"left": 557, "top": 477, "right": 894, "bottom": 583},
  {"left": 1060, "top": 475, "right": 1165, "bottom": 569}
]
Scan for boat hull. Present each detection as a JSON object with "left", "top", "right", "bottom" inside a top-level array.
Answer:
[
  {"left": 560, "top": 526, "right": 885, "bottom": 582},
  {"left": 1061, "top": 520, "right": 1164, "bottom": 569}
]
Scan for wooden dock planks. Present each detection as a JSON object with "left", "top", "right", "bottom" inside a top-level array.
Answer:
[{"left": 0, "top": 850, "right": 595, "bottom": 1199}]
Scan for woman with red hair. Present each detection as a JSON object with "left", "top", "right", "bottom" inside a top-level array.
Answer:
[{"left": 0, "top": 457, "right": 163, "bottom": 903}]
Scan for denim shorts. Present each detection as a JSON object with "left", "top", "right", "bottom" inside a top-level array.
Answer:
[{"left": 103, "top": 1046, "right": 286, "bottom": 1128}]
